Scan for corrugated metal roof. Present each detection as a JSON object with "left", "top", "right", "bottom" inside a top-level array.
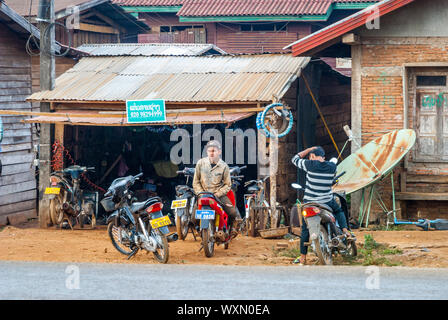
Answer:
[
  {"left": 285, "top": 0, "right": 414, "bottom": 55},
  {"left": 112, "top": 0, "right": 184, "bottom": 6},
  {"left": 76, "top": 43, "right": 226, "bottom": 56},
  {"left": 177, "top": 0, "right": 380, "bottom": 17},
  {"left": 28, "top": 54, "right": 310, "bottom": 103}
]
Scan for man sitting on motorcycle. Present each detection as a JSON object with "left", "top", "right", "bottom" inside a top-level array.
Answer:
[
  {"left": 292, "top": 146, "right": 352, "bottom": 265},
  {"left": 193, "top": 140, "right": 239, "bottom": 237}
]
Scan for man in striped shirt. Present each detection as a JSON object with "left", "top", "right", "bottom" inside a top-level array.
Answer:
[{"left": 292, "top": 146, "right": 350, "bottom": 265}]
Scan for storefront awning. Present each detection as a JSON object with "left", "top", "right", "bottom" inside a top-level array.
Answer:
[{"left": 23, "top": 110, "right": 256, "bottom": 126}]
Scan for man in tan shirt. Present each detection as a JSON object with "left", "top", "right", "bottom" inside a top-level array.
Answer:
[{"left": 193, "top": 140, "right": 238, "bottom": 234}]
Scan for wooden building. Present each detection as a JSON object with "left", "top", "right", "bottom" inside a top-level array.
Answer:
[
  {"left": 0, "top": 2, "right": 41, "bottom": 225},
  {"left": 287, "top": 0, "right": 448, "bottom": 222},
  {"left": 6, "top": 0, "right": 149, "bottom": 47},
  {"left": 113, "top": 0, "right": 380, "bottom": 54}
]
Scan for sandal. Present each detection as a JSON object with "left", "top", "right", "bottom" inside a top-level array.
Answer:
[{"left": 293, "top": 257, "right": 306, "bottom": 265}]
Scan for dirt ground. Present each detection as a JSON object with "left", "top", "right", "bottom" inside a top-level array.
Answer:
[{"left": 1, "top": 219, "right": 448, "bottom": 267}]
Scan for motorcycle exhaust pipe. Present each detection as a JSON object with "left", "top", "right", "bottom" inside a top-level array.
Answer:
[
  {"left": 167, "top": 233, "right": 179, "bottom": 242},
  {"left": 62, "top": 202, "right": 76, "bottom": 215},
  {"left": 331, "top": 238, "right": 340, "bottom": 247}
]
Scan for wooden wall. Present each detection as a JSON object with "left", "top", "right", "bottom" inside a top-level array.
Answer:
[
  {"left": 0, "top": 23, "right": 36, "bottom": 225},
  {"left": 315, "top": 69, "right": 351, "bottom": 160},
  {"left": 137, "top": 12, "right": 312, "bottom": 54}
]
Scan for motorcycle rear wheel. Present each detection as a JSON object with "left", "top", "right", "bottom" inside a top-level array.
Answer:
[
  {"left": 151, "top": 229, "right": 169, "bottom": 264},
  {"left": 107, "top": 221, "right": 134, "bottom": 255},
  {"left": 175, "top": 209, "right": 189, "bottom": 240},
  {"left": 202, "top": 227, "right": 215, "bottom": 258},
  {"left": 49, "top": 193, "right": 64, "bottom": 226},
  {"left": 313, "top": 225, "right": 333, "bottom": 265}
]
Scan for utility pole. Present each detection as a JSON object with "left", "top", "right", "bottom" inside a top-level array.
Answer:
[{"left": 37, "top": 0, "right": 55, "bottom": 228}]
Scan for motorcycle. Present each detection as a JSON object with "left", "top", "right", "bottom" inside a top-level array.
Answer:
[
  {"left": 172, "top": 167, "right": 197, "bottom": 240},
  {"left": 101, "top": 172, "right": 177, "bottom": 263},
  {"left": 195, "top": 165, "right": 246, "bottom": 257},
  {"left": 45, "top": 165, "right": 96, "bottom": 229},
  {"left": 291, "top": 171, "right": 357, "bottom": 265}
]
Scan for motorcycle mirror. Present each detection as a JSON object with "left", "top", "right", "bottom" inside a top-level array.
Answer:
[{"left": 291, "top": 183, "right": 302, "bottom": 190}]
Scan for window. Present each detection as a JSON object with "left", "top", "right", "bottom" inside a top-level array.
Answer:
[
  {"left": 160, "top": 25, "right": 205, "bottom": 33},
  {"left": 240, "top": 22, "right": 288, "bottom": 32},
  {"left": 415, "top": 91, "right": 448, "bottom": 161},
  {"left": 417, "top": 75, "right": 446, "bottom": 87}
]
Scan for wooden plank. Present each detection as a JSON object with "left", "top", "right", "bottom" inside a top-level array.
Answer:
[
  {"left": 3, "top": 128, "right": 32, "bottom": 138},
  {"left": 0, "top": 171, "right": 35, "bottom": 186},
  {"left": 1, "top": 153, "right": 34, "bottom": 165},
  {"left": 395, "top": 192, "right": 448, "bottom": 201},
  {"left": 0, "top": 190, "right": 36, "bottom": 206},
  {"left": 406, "top": 174, "right": 448, "bottom": 184},
  {"left": 0, "top": 199, "right": 36, "bottom": 215},
  {"left": 0, "top": 142, "right": 32, "bottom": 153},
  {"left": 0, "top": 180, "right": 36, "bottom": 196},
  {"left": 1, "top": 163, "right": 33, "bottom": 176},
  {"left": 0, "top": 135, "right": 32, "bottom": 145},
  {"left": 6, "top": 209, "right": 37, "bottom": 225},
  {"left": 77, "top": 22, "right": 119, "bottom": 35}
]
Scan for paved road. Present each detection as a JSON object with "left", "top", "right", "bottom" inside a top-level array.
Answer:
[{"left": 1, "top": 261, "right": 447, "bottom": 300}]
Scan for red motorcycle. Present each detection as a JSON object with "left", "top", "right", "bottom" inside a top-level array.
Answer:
[
  {"left": 195, "top": 167, "right": 244, "bottom": 257},
  {"left": 196, "top": 191, "right": 234, "bottom": 257}
]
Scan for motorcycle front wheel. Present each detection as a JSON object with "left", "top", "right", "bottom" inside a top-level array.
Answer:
[
  {"left": 313, "top": 225, "right": 333, "bottom": 265},
  {"left": 151, "top": 228, "right": 169, "bottom": 264},
  {"left": 107, "top": 221, "right": 134, "bottom": 255}
]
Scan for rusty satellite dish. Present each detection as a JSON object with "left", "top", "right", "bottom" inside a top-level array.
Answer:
[{"left": 333, "top": 129, "right": 416, "bottom": 195}]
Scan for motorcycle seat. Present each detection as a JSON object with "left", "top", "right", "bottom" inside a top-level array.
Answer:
[
  {"left": 130, "top": 201, "right": 147, "bottom": 213},
  {"left": 303, "top": 202, "right": 333, "bottom": 213},
  {"left": 247, "top": 184, "right": 260, "bottom": 192}
]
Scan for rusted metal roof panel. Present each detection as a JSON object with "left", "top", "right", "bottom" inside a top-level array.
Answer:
[
  {"left": 112, "top": 0, "right": 184, "bottom": 6},
  {"left": 28, "top": 54, "right": 310, "bottom": 103},
  {"left": 178, "top": 0, "right": 332, "bottom": 17},
  {"left": 333, "top": 129, "right": 416, "bottom": 195},
  {"left": 77, "top": 43, "right": 226, "bottom": 56},
  {"left": 285, "top": 0, "right": 415, "bottom": 56},
  {"left": 23, "top": 110, "right": 255, "bottom": 126},
  {"left": 177, "top": 0, "right": 379, "bottom": 17}
]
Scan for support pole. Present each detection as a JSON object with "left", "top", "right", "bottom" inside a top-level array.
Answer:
[
  {"left": 38, "top": 0, "right": 55, "bottom": 228},
  {"left": 269, "top": 130, "right": 278, "bottom": 229}
]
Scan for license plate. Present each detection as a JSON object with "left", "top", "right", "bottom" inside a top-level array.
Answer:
[
  {"left": 150, "top": 215, "right": 171, "bottom": 229},
  {"left": 195, "top": 210, "right": 215, "bottom": 220},
  {"left": 45, "top": 187, "right": 60, "bottom": 195},
  {"left": 171, "top": 199, "right": 188, "bottom": 209}
]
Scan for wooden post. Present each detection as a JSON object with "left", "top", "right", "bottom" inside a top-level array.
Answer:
[
  {"left": 54, "top": 123, "right": 64, "bottom": 169},
  {"left": 269, "top": 130, "right": 278, "bottom": 229},
  {"left": 38, "top": 0, "right": 55, "bottom": 228}
]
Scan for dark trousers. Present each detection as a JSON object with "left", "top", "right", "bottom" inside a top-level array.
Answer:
[
  {"left": 300, "top": 198, "right": 348, "bottom": 255},
  {"left": 218, "top": 195, "right": 238, "bottom": 228}
]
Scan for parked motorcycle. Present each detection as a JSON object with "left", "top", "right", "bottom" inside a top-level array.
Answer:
[
  {"left": 196, "top": 165, "right": 246, "bottom": 257},
  {"left": 46, "top": 165, "right": 96, "bottom": 229},
  {"left": 101, "top": 173, "right": 177, "bottom": 263},
  {"left": 291, "top": 171, "right": 357, "bottom": 265},
  {"left": 172, "top": 167, "right": 197, "bottom": 240}
]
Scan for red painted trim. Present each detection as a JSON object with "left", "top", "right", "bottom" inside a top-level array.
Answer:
[{"left": 289, "top": 0, "right": 415, "bottom": 56}]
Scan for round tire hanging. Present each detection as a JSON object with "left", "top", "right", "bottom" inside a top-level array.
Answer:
[{"left": 256, "top": 103, "right": 293, "bottom": 138}]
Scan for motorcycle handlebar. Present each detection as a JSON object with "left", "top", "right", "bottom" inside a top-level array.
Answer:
[
  {"left": 134, "top": 173, "right": 144, "bottom": 179},
  {"left": 231, "top": 175, "right": 244, "bottom": 179}
]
